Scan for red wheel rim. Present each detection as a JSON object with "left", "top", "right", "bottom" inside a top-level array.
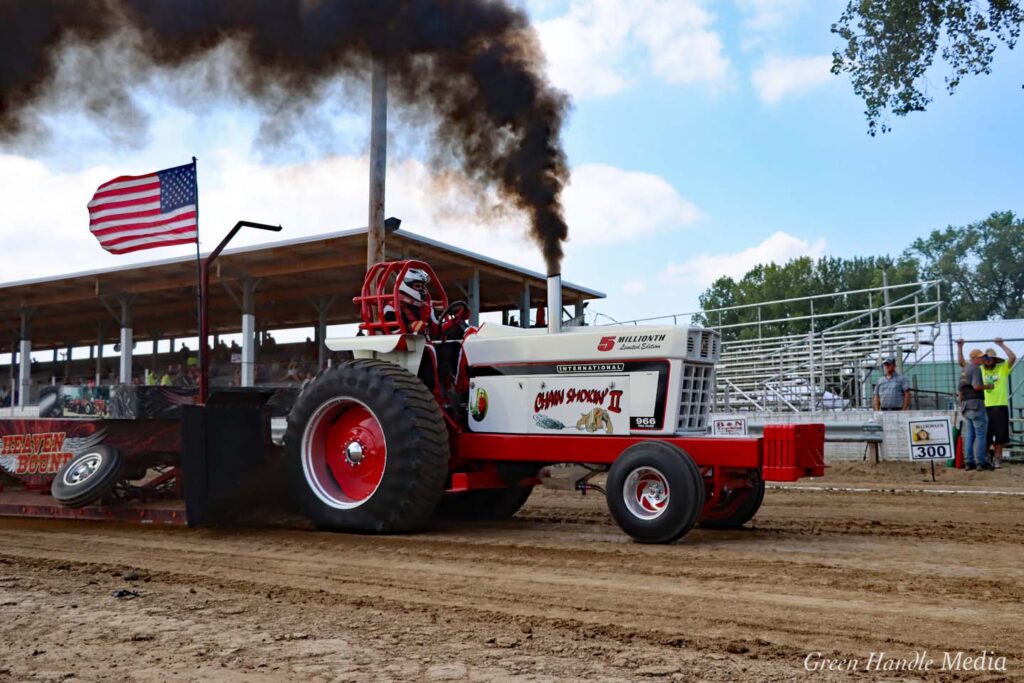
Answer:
[
  {"left": 702, "top": 474, "right": 760, "bottom": 521},
  {"left": 703, "top": 487, "right": 750, "bottom": 520},
  {"left": 301, "top": 397, "right": 387, "bottom": 509}
]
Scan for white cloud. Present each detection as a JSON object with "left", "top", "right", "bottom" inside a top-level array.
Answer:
[
  {"left": 751, "top": 55, "right": 833, "bottom": 104},
  {"left": 622, "top": 280, "right": 647, "bottom": 295},
  {"left": 736, "top": 0, "right": 807, "bottom": 34},
  {"left": 535, "top": 0, "right": 729, "bottom": 99},
  {"left": 0, "top": 153, "right": 699, "bottom": 283},
  {"left": 562, "top": 164, "right": 701, "bottom": 248},
  {"left": 660, "top": 230, "right": 826, "bottom": 286},
  {"left": 0, "top": 155, "right": 144, "bottom": 279}
]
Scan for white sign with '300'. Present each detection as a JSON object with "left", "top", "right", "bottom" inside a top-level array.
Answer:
[{"left": 907, "top": 417, "right": 953, "bottom": 460}]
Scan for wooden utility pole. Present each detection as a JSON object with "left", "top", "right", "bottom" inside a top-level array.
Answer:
[{"left": 367, "top": 58, "right": 388, "bottom": 269}]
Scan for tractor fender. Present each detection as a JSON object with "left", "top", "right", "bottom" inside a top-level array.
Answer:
[{"left": 325, "top": 334, "right": 426, "bottom": 376}]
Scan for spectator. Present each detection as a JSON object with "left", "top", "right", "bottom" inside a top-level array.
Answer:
[
  {"left": 172, "top": 364, "right": 192, "bottom": 387},
  {"left": 269, "top": 359, "right": 283, "bottom": 382},
  {"left": 981, "top": 339, "right": 1017, "bottom": 469},
  {"left": 956, "top": 343, "right": 994, "bottom": 470},
  {"left": 160, "top": 366, "right": 173, "bottom": 386},
  {"left": 284, "top": 359, "right": 302, "bottom": 384},
  {"left": 214, "top": 339, "right": 229, "bottom": 361},
  {"left": 872, "top": 358, "right": 910, "bottom": 411}
]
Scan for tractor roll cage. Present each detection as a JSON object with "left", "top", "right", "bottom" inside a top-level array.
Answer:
[{"left": 354, "top": 260, "right": 449, "bottom": 336}]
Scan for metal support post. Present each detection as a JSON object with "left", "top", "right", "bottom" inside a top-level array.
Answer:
[
  {"left": 94, "top": 323, "right": 107, "bottom": 385},
  {"left": 468, "top": 269, "right": 480, "bottom": 327},
  {"left": 520, "top": 283, "right": 531, "bottom": 328},
  {"left": 311, "top": 296, "right": 335, "bottom": 370},
  {"left": 241, "top": 280, "right": 258, "bottom": 388},
  {"left": 17, "top": 309, "right": 34, "bottom": 407},
  {"left": 118, "top": 295, "right": 134, "bottom": 384}
]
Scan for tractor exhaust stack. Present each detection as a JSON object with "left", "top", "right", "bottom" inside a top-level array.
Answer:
[{"left": 547, "top": 274, "right": 562, "bottom": 334}]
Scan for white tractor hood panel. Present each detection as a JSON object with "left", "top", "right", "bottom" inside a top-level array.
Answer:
[{"left": 463, "top": 324, "right": 715, "bottom": 366}]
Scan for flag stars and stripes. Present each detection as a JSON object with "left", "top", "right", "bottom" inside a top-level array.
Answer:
[
  {"left": 159, "top": 165, "right": 197, "bottom": 213},
  {"left": 88, "top": 162, "right": 198, "bottom": 255}
]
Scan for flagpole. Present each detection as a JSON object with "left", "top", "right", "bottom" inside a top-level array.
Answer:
[{"left": 192, "top": 156, "right": 205, "bottom": 404}]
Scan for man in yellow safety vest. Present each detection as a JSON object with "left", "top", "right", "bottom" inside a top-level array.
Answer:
[{"left": 980, "top": 339, "right": 1017, "bottom": 469}]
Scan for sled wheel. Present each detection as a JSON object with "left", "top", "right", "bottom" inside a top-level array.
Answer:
[
  {"left": 284, "top": 359, "right": 449, "bottom": 533},
  {"left": 435, "top": 464, "right": 537, "bottom": 520},
  {"left": 606, "top": 441, "right": 705, "bottom": 544},
  {"left": 434, "top": 485, "right": 533, "bottom": 520},
  {"left": 698, "top": 470, "right": 766, "bottom": 529},
  {"left": 51, "top": 445, "right": 124, "bottom": 508}
]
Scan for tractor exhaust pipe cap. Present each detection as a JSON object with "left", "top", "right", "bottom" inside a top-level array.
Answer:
[{"left": 547, "top": 274, "right": 562, "bottom": 335}]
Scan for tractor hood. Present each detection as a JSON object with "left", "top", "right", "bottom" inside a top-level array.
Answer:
[{"left": 463, "top": 324, "right": 719, "bottom": 366}]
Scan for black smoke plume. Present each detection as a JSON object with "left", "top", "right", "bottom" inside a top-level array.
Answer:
[{"left": 0, "top": 0, "right": 570, "bottom": 274}]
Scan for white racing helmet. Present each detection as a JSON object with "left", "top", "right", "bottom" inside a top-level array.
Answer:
[{"left": 398, "top": 268, "right": 431, "bottom": 303}]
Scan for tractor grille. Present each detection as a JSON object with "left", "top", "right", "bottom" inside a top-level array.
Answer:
[
  {"left": 686, "top": 329, "right": 720, "bottom": 363},
  {"left": 677, "top": 363, "right": 715, "bottom": 433}
]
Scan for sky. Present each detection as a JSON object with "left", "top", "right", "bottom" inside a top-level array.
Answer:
[{"left": 1, "top": 0, "right": 1022, "bottom": 332}]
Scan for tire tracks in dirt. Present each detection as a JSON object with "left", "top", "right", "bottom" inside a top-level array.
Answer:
[{"left": 0, "top": 484, "right": 1021, "bottom": 680}]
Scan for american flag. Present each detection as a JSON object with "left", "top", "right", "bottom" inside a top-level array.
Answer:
[{"left": 87, "top": 162, "right": 198, "bottom": 254}]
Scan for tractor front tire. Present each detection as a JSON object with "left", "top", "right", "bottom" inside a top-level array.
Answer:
[
  {"left": 698, "top": 471, "right": 765, "bottom": 530},
  {"left": 284, "top": 359, "right": 449, "bottom": 533},
  {"left": 51, "top": 445, "right": 124, "bottom": 508},
  {"left": 606, "top": 441, "right": 705, "bottom": 544}
]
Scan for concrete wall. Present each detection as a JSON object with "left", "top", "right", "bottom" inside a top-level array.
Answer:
[{"left": 710, "top": 409, "right": 956, "bottom": 462}]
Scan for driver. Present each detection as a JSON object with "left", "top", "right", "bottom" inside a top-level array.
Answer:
[{"left": 384, "top": 268, "right": 439, "bottom": 337}]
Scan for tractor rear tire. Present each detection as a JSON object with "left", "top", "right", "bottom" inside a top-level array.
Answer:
[
  {"left": 698, "top": 471, "right": 765, "bottom": 529},
  {"left": 606, "top": 441, "right": 705, "bottom": 544},
  {"left": 284, "top": 359, "right": 449, "bottom": 533},
  {"left": 51, "top": 445, "right": 124, "bottom": 508}
]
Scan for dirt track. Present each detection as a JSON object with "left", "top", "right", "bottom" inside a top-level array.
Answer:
[{"left": 1, "top": 462, "right": 1022, "bottom": 682}]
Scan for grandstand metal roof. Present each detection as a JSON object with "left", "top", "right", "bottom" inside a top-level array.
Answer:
[{"left": 0, "top": 228, "right": 603, "bottom": 349}]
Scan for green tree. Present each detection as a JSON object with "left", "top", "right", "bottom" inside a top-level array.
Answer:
[
  {"left": 905, "top": 211, "right": 1024, "bottom": 319},
  {"left": 696, "top": 255, "right": 920, "bottom": 341},
  {"left": 831, "top": 1, "right": 1024, "bottom": 134}
]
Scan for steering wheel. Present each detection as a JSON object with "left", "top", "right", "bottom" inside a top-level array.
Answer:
[{"left": 439, "top": 300, "right": 470, "bottom": 328}]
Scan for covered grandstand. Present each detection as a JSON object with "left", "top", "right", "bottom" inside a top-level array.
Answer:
[{"left": 1, "top": 228, "right": 603, "bottom": 410}]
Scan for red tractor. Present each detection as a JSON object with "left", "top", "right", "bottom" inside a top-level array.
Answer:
[{"left": 284, "top": 260, "right": 825, "bottom": 543}]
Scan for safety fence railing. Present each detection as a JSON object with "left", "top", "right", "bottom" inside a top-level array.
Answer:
[{"left": 606, "top": 280, "right": 945, "bottom": 413}]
